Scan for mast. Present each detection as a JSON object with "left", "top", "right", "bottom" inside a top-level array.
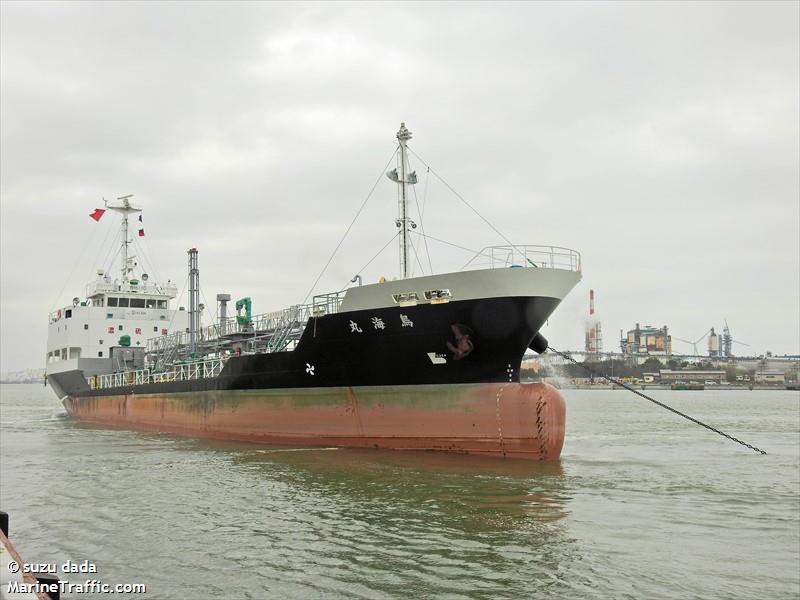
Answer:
[
  {"left": 122, "top": 211, "right": 129, "bottom": 282},
  {"left": 386, "top": 123, "right": 417, "bottom": 279},
  {"left": 106, "top": 194, "right": 141, "bottom": 283}
]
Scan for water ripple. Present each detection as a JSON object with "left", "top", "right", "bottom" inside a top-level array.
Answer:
[{"left": 1, "top": 385, "right": 798, "bottom": 599}]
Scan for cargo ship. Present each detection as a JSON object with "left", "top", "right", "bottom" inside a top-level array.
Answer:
[{"left": 45, "top": 124, "right": 582, "bottom": 459}]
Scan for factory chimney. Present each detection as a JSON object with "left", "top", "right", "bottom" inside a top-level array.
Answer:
[{"left": 585, "top": 289, "right": 603, "bottom": 355}]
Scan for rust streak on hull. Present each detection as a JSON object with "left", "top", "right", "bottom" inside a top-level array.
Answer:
[{"left": 63, "top": 383, "right": 566, "bottom": 460}]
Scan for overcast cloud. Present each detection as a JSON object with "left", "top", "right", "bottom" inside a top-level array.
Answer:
[{"left": 1, "top": 1, "right": 798, "bottom": 372}]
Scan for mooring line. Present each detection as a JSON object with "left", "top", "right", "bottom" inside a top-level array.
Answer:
[{"left": 547, "top": 347, "right": 767, "bottom": 455}]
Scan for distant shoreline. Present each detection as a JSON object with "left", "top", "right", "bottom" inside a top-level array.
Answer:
[
  {"left": 561, "top": 386, "right": 795, "bottom": 391},
  {"left": 1, "top": 380, "right": 795, "bottom": 391},
  {"left": 521, "top": 378, "right": 797, "bottom": 391}
]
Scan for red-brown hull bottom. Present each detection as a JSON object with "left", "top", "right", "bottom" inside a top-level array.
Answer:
[{"left": 63, "top": 383, "right": 566, "bottom": 460}]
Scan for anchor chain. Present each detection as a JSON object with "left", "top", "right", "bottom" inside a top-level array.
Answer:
[{"left": 548, "top": 347, "right": 767, "bottom": 456}]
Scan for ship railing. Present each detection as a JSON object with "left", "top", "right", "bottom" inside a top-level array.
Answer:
[
  {"left": 311, "top": 291, "right": 346, "bottom": 316},
  {"left": 90, "top": 356, "right": 230, "bottom": 390},
  {"left": 85, "top": 280, "right": 179, "bottom": 299},
  {"left": 146, "top": 298, "right": 344, "bottom": 356},
  {"left": 462, "top": 245, "right": 582, "bottom": 272},
  {"left": 143, "top": 295, "right": 347, "bottom": 367},
  {"left": 214, "top": 293, "right": 344, "bottom": 335}
]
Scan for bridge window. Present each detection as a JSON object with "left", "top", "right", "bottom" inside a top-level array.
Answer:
[
  {"left": 146, "top": 299, "right": 157, "bottom": 309},
  {"left": 98, "top": 351, "right": 103, "bottom": 357},
  {"left": 118, "top": 298, "right": 130, "bottom": 307},
  {"left": 130, "top": 298, "right": 145, "bottom": 308},
  {"left": 65, "top": 309, "right": 72, "bottom": 318},
  {"left": 107, "top": 297, "right": 118, "bottom": 307},
  {"left": 157, "top": 300, "right": 167, "bottom": 309}
]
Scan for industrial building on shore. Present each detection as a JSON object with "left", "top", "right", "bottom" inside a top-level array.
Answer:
[
  {"left": 658, "top": 370, "right": 725, "bottom": 383},
  {"left": 754, "top": 371, "right": 786, "bottom": 384},
  {"left": 620, "top": 323, "right": 672, "bottom": 356}
]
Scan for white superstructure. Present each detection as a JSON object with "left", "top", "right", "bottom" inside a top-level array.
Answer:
[
  {"left": 45, "top": 196, "right": 189, "bottom": 389},
  {"left": 46, "top": 275, "right": 186, "bottom": 364}
]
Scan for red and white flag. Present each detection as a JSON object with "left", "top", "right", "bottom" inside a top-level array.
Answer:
[
  {"left": 89, "top": 208, "right": 106, "bottom": 221},
  {"left": 138, "top": 228, "right": 145, "bottom": 237}
]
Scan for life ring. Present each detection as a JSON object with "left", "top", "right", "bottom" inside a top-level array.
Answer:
[{"left": 57, "top": 309, "right": 62, "bottom": 319}]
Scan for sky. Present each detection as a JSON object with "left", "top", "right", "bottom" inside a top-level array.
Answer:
[{"left": 1, "top": 1, "right": 798, "bottom": 372}]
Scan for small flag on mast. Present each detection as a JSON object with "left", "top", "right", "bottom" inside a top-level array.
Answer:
[
  {"left": 89, "top": 208, "right": 106, "bottom": 222},
  {"left": 138, "top": 229, "right": 145, "bottom": 237}
]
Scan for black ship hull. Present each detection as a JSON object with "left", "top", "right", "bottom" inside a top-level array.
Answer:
[{"left": 51, "top": 295, "right": 559, "bottom": 398}]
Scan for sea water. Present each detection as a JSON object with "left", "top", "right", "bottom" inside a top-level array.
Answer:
[{"left": 1, "top": 384, "right": 798, "bottom": 599}]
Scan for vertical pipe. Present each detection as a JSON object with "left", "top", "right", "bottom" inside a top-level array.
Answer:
[
  {"left": 188, "top": 248, "right": 199, "bottom": 356},
  {"left": 217, "top": 293, "right": 230, "bottom": 336}
]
